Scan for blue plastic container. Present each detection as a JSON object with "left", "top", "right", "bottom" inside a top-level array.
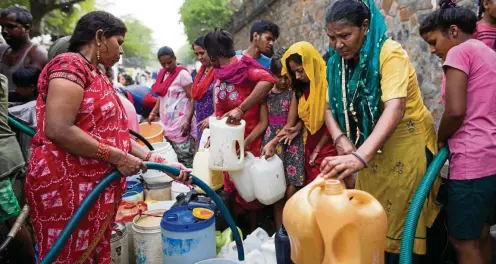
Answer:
[
  {"left": 123, "top": 180, "right": 144, "bottom": 202},
  {"left": 161, "top": 206, "right": 216, "bottom": 264}
]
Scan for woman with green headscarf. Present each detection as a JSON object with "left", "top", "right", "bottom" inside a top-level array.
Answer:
[{"left": 319, "top": 0, "right": 441, "bottom": 261}]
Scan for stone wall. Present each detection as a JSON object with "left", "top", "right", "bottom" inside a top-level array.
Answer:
[{"left": 230, "top": 0, "right": 476, "bottom": 126}]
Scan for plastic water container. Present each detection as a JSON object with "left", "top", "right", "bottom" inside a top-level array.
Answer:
[
  {"left": 250, "top": 155, "right": 286, "bottom": 205},
  {"left": 171, "top": 181, "right": 192, "bottom": 201},
  {"left": 274, "top": 226, "right": 292, "bottom": 264},
  {"left": 222, "top": 228, "right": 269, "bottom": 261},
  {"left": 246, "top": 249, "right": 266, "bottom": 264},
  {"left": 199, "top": 128, "right": 210, "bottom": 150},
  {"left": 141, "top": 141, "right": 178, "bottom": 184},
  {"left": 196, "top": 260, "right": 239, "bottom": 264},
  {"left": 111, "top": 222, "right": 129, "bottom": 264},
  {"left": 123, "top": 180, "right": 144, "bottom": 203},
  {"left": 144, "top": 181, "right": 172, "bottom": 201},
  {"left": 229, "top": 152, "right": 257, "bottom": 202},
  {"left": 161, "top": 206, "right": 216, "bottom": 264},
  {"left": 261, "top": 236, "right": 276, "bottom": 264},
  {"left": 208, "top": 117, "right": 245, "bottom": 171},
  {"left": 133, "top": 210, "right": 165, "bottom": 264},
  {"left": 193, "top": 149, "right": 224, "bottom": 193},
  {"left": 116, "top": 201, "right": 148, "bottom": 264},
  {"left": 138, "top": 122, "right": 164, "bottom": 145}
]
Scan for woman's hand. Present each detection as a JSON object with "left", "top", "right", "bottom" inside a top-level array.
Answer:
[
  {"left": 148, "top": 112, "right": 158, "bottom": 124},
  {"left": 168, "top": 162, "right": 194, "bottom": 186},
  {"left": 199, "top": 118, "right": 209, "bottom": 132},
  {"left": 222, "top": 107, "right": 243, "bottom": 125},
  {"left": 261, "top": 143, "right": 276, "bottom": 158},
  {"left": 335, "top": 135, "right": 356, "bottom": 156},
  {"left": 279, "top": 126, "right": 300, "bottom": 145},
  {"left": 115, "top": 153, "right": 147, "bottom": 176},
  {"left": 309, "top": 151, "right": 319, "bottom": 167},
  {"left": 319, "top": 154, "right": 365, "bottom": 180},
  {"left": 181, "top": 122, "right": 191, "bottom": 136}
]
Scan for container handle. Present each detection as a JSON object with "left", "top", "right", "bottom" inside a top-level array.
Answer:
[
  {"left": 237, "top": 139, "right": 245, "bottom": 166},
  {"left": 346, "top": 189, "right": 375, "bottom": 205},
  {"left": 306, "top": 176, "right": 326, "bottom": 200}
]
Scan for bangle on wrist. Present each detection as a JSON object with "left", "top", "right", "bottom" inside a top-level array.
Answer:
[
  {"left": 94, "top": 143, "right": 110, "bottom": 161},
  {"left": 313, "top": 149, "right": 320, "bottom": 154},
  {"left": 351, "top": 151, "right": 368, "bottom": 168},
  {"left": 333, "top": 133, "right": 346, "bottom": 147},
  {"left": 145, "top": 152, "right": 153, "bottom": 161},
  {"left": 235, "top": 106, "right": 245, "bottom": 116}
]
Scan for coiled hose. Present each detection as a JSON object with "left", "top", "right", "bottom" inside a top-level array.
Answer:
[
  {"left": 399, "top": 146, "right": 450, "bottom": 264},
  {"left": 41, "top": 162, "right": 245, "bottom": 264}
]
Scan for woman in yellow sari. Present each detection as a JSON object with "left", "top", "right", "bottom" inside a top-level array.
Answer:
[
  {"left": 319, "top": 0, "right": 441, "bottom": 262},
  {"left": 280, "top": 42, "right": 338, "bottom": 185}
]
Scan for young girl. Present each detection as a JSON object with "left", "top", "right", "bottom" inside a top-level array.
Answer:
[
  {"left": 420, "top": 1, "right": 496, "bottom": 263},
  {"left": 261, "top": 49, "right": 305, "bottom": 229},
  {"left": 475, "top": 0, "right": 496, "bottom": 51}
]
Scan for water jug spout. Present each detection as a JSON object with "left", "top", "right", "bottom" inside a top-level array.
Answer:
[{"left": 324, "top": 180, "right": 344, "bottom": 195}]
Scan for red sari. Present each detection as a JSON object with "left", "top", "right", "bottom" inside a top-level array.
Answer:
[
  {"left": 25, "top": 53, "right": 130, "bottom": 264},
  {"left": 214, "top": 56, "right": 275, "bottom": 210}
]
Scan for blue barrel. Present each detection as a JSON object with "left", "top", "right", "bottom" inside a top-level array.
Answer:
[{"left": 161, "top": 206, "right": 216, "bottom": 264}]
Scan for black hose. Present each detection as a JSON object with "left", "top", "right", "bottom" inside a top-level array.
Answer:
[{"left": 129, "top": 129, "right": 154, "bottom": 151}]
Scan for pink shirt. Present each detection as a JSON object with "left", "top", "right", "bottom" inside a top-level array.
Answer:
[
  {"left": 474, "top": 22, "right": 496, "bottom": 52},
  {"left": 117, "top": 93, "right": 139, "bottom": 132},
  {"left": 442, "top": 39, "right": 496, "bottom": 180},
  {"left": 159, "top": 70, "right": 196, "bottom": 144}
]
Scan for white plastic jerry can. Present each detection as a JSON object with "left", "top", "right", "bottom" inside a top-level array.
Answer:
[
  {"left": 229, "top": 152, "right": 257, "bottom": 202},
  {"left": 192, "top": 149, "right": 224, "bottom": 193},
  {"left": 208, "top": 117, "right": 246, "bottom": 171},
  {"left": 250, "top": 155, "right": 287, "bottom": 205}
]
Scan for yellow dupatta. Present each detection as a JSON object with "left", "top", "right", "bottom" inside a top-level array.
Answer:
[{"left": 281, "top": 42, "right": 327, "bottom": 142}]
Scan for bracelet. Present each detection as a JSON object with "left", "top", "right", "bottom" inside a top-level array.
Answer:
[
  {"left": 235, "top": 106, "right": 245, "bottom": 116},
  {"left": 145, "top": 152, "right": 153, "bottom": 161},
  {"left": 94, "top": 143, "right": 111, "bottom": 161},
  {"left": 333, "top": 133, "right": 346, "bottom": 147},
  {"left": 313, "top": 149, "right": 320, "bottom": 154},
  {"left": 351, "top": 152, "right": 368, "bottom": 168},
  {"left": 116, "top": 152, "right": 128, "bottom": 167}
]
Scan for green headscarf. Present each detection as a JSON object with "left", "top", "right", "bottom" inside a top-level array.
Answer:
[{"left": 327, "top": 0, "right": 388, "bottom": 147}]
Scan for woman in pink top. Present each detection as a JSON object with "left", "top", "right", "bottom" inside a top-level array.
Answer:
[
  {"left": 421, "top": 1, "right": 496, "bottom": 263},
  {"left": 475, "top": 0, "right": 496, "bottom": 51},
  {"left": 148, "top": 46, "right": 196, "bottom": 168}
]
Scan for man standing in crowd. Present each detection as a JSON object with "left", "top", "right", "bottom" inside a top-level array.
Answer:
[
  {"left": 237, "top": 20, "right": 280, "bottom": 69},
  {"left": 0, "top": 6, "right": 47, "bottom": 96}
]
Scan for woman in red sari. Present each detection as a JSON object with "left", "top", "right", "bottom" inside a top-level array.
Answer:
[
  {"left": 203, "top": 29, "right": 275, "bottom": 230},
  {"left": 25, "top": 12, "right": 188, "bottom": 263}
]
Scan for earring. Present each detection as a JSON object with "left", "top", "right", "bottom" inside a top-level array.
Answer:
[{"left": 97, "top": 43, "right": 101, "bottom": 62}]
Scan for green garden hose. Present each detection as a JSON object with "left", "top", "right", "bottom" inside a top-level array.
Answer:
[{"left": 399, "top": 146, "right": 450, "bottom": 264}]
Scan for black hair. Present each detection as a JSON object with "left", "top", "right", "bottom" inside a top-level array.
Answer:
[
  {"left": 0, "top": 6, "right": 32, "bottom": 28},
  {"left": 419, "top": 0, "right": 477, "bottom": 35},
  {"left": 192, "top": 36, "right": 205, "bottom": 49},
  {"left": 12, "top": 67, "right": 40, "bottom": 87},
  {"left": 68, "top": 11, "right": 127, "bottom": 52},
  {"left": 270, "top": 48, "right": 287, "bottom": 76},
  {"left": 325, "top": 0, "right": 370, "bottom": 27},
  {"left": 250, "top": 20, "right": 280, "bottom": 42},
  {"left": 285, "top": 53, "right": 307, "bottom": 98},
  {"left": 203, "top": 29, "right": 236, "bottom": 58},
  {"left": 121, "top": 74, "right": 134, "bottom": 86},
  {"left": 157, "top": 46, "right": 175, "bottom": 58}
]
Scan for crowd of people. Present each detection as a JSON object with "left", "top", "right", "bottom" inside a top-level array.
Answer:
[{"left": 0, "top": 0, "right": 495, "bottom": 263}]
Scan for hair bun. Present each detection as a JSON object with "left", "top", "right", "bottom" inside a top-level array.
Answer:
[{"left": 439, "top": 0, "right": 457, "bottom": 9}]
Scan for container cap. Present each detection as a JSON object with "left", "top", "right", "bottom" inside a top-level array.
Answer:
[
  {"left": 111, "top": 222, "right": 127, "bottom": 240},
  {"left": 161, "top": 206, "right": 215, "bottom": 232}
]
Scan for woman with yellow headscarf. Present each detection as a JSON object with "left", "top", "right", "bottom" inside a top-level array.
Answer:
[{"left": 281, "top": 41, "right": 337, "bottom": 184}]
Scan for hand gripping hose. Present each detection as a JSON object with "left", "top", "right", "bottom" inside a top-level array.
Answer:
[
  {"left": 41, "top": 162, "right": 245, "bottom": 263},
  {"left": 399, "top": 146, "right": 449, "bottom": 264}
]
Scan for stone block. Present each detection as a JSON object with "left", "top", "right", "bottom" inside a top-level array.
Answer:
[
  {"left": 382, "top": 0, "right": 394, "bottom": 13},
  {"left": 397, "top": 0, "right": 432, "bottom": 12},
  {"left": 399, "top": 7, "right": 410, "bottom": 22},
  {"left": 389, "top": 1, "right": 398, "bottom": 16}
]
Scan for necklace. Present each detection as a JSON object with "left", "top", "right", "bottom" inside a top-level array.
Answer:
[{"left": 341, "top": 57, "right": 351, "bottom": 138}]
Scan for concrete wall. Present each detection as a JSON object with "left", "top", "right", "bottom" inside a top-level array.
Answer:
[{"left": 230, "top": 0, "right": 476, "bottom": 126}]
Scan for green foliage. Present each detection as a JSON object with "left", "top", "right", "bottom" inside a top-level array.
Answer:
[
  {"left": 44, "top": 0, "right": 96, "bottom": 36},
  {"left": 176, "top": 42, "right": 195, "bottom": 66},
  {"left": 0, "top": 0, "right": 29, "bottom": 10},
  {"left": 179, "top": 0, "right": 234, "bottom": 44},
  {"left": 120, "top": 15, "right": 155, "bottom": 68}
]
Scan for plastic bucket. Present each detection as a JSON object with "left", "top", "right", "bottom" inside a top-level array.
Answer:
[
  {"left": 123, "top": 180, "right": 144, "bottom": 203},
  {"left": 161, "top": 206, "right": 216, "bottom": 264},
  {"left": 133, "top": 209, "right": 165, "bottom": 264},
  {"left": 138, "top": 122, "right": 164, "bottom": 146},
  {"left": 111, "top": 223, "right": 129, "bottom": 264},
  {"left": 144, "top": 181, "right": 172, "bottom": 201}
]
